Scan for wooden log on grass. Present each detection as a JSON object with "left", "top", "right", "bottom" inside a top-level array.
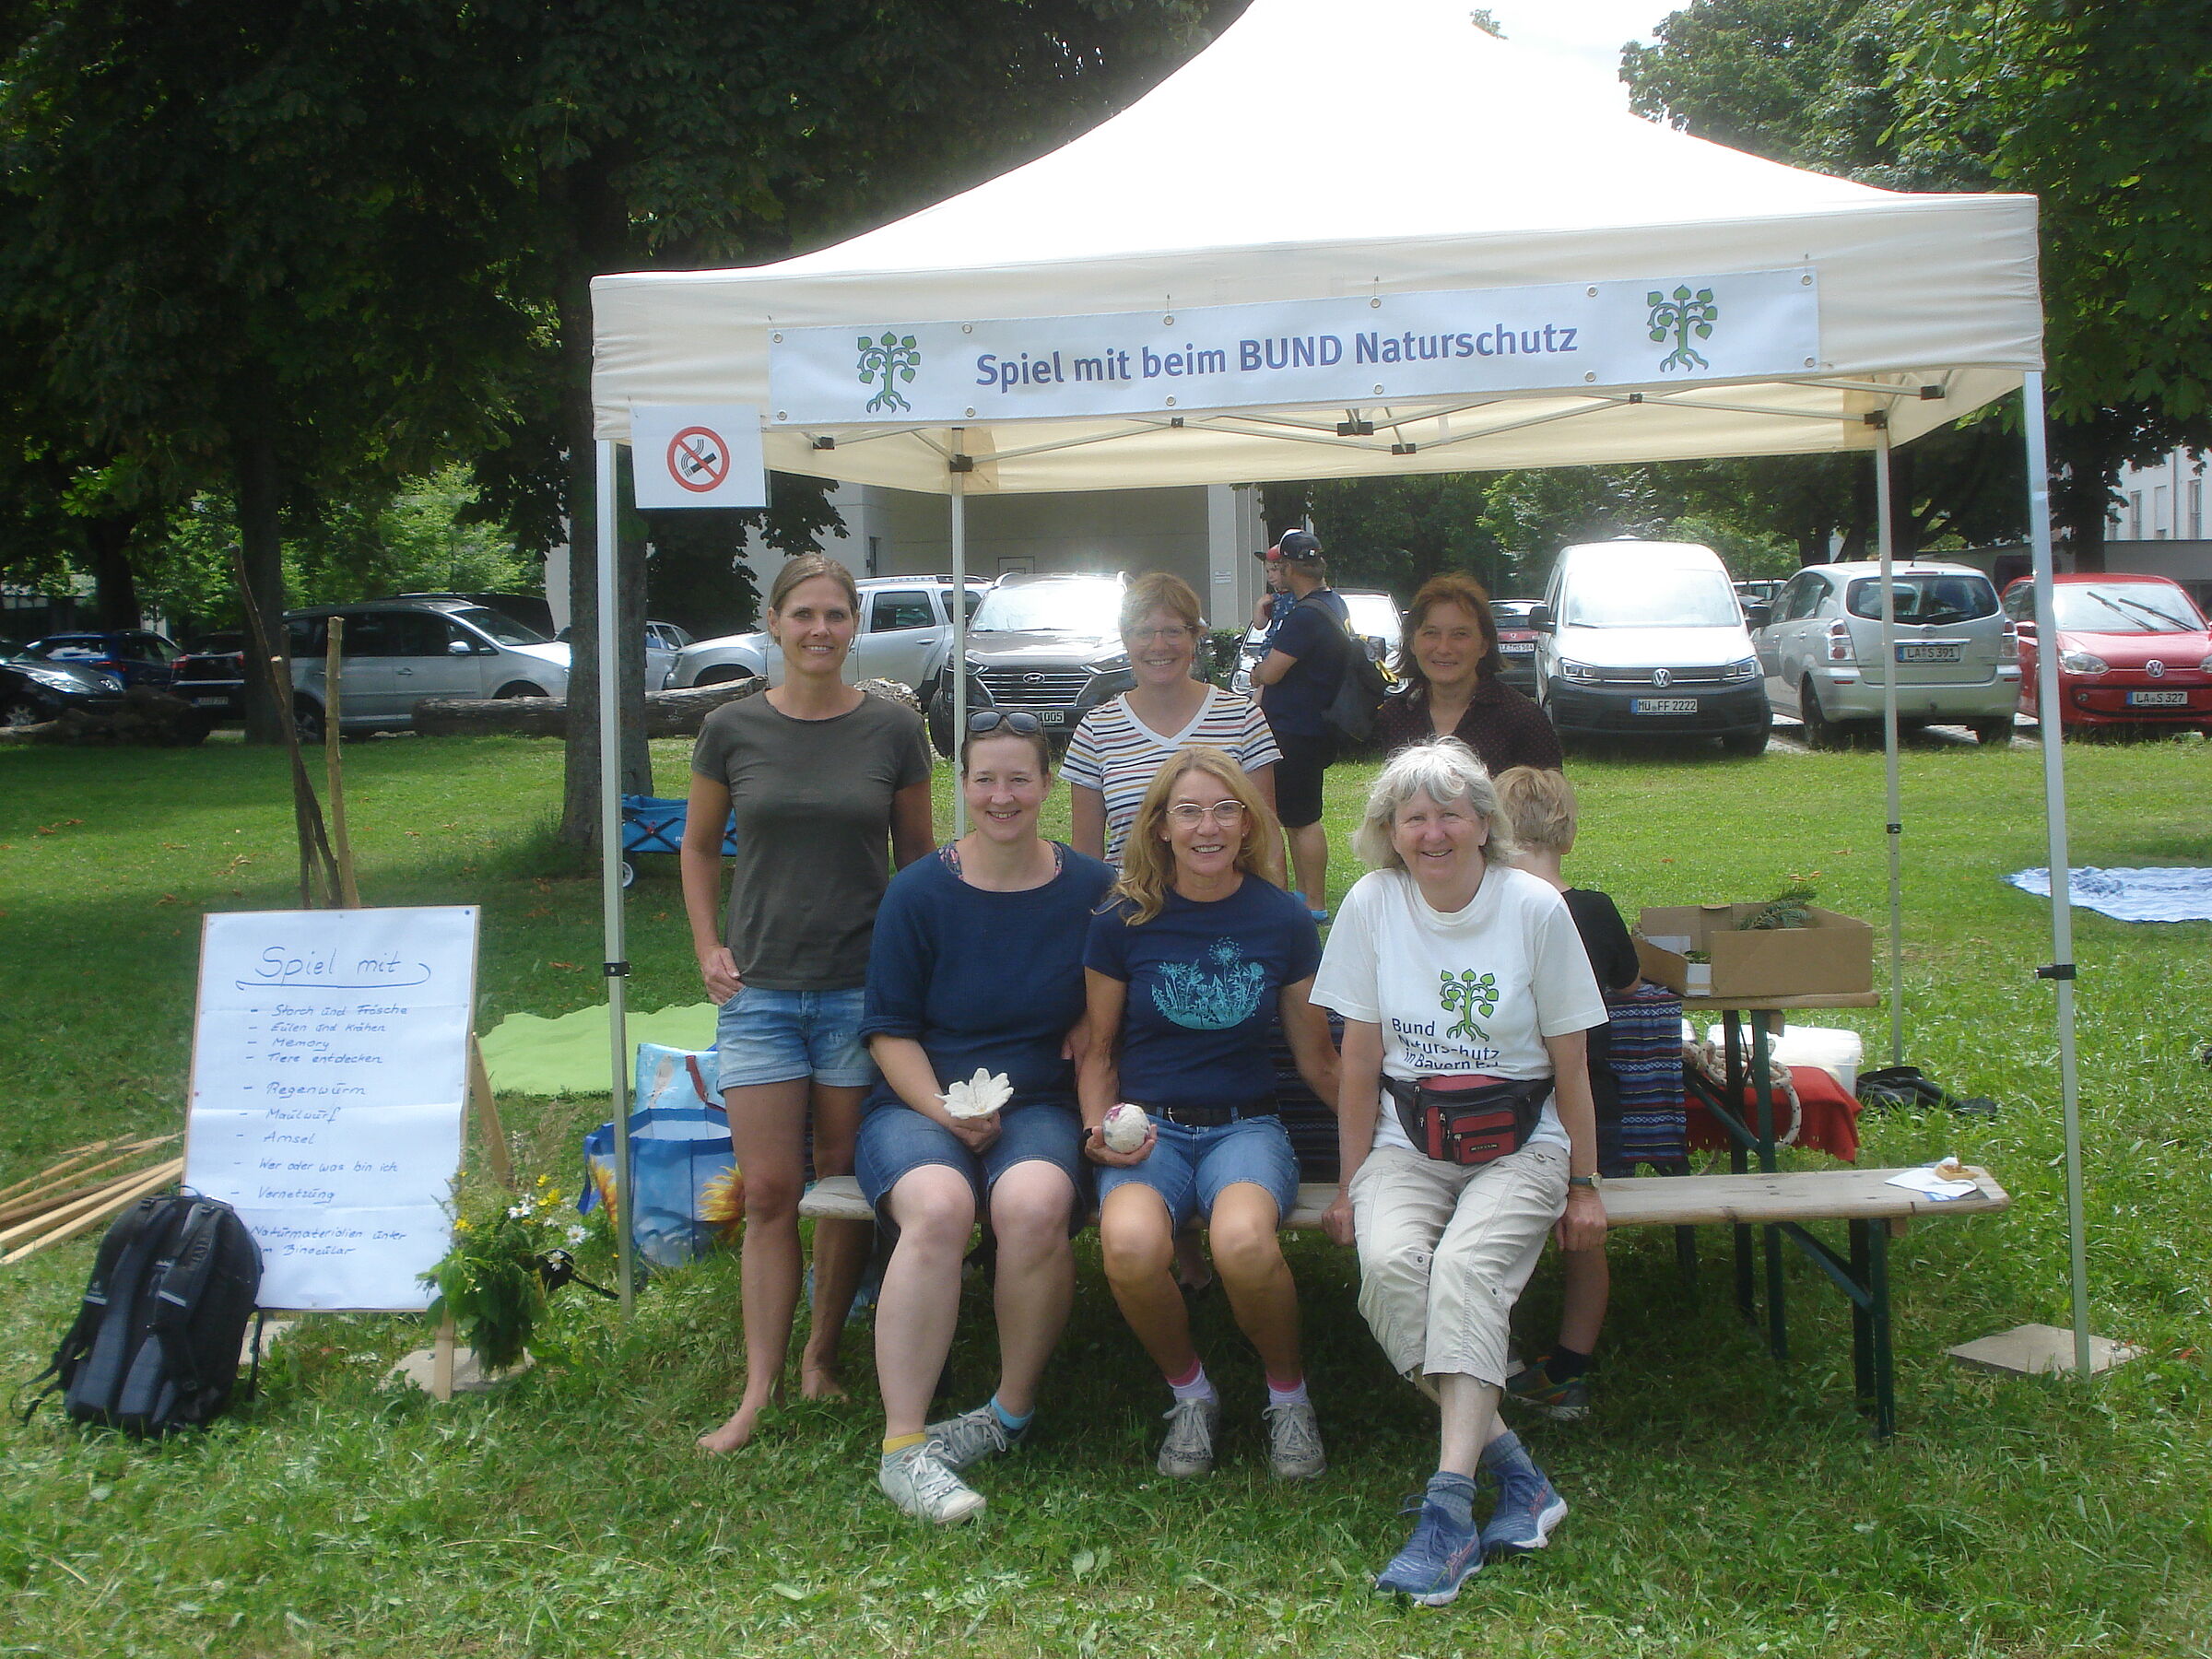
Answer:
[
  {"left": 0, "top": 1135, "right": 180, "bottom": 1219},
  {"left": 0, "top": 687, "right": 214, "bottom": 747},
  {"left": 2, "top": 1159, "right": 184, "bottom": 1265}
]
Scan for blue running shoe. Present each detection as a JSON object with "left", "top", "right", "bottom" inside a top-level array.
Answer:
[
  {"left": 1373, "top": 1499, "right": 1483, "bottom": 1606},
  {"left": 1479, "top": 1456, "right": 1569, "bottom": 1556}
]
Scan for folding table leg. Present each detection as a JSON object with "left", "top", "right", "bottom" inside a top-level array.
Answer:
[
  {"left": 1675, "top": 1224, "right": 1699, "bottom": 1290},
  {"left": 1849, "top": 1220, "right": 1876, "bottom": 1407},
  {"left": 1764, "top": 1224, "right": 1788, "bottom": 1364},
  {"left": 1867, "top": 1220, "right": 1895, "bottom": 1439}
]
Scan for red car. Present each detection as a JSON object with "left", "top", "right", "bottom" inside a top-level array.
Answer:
[{"left": 2000, "top": 572, "right": 2212, "bottom": 735}]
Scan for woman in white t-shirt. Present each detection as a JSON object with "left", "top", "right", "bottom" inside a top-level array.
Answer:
[
  {"left": 1066, "top": 572, "right": 1278, "bottom": 869},
  {"left": 1309, "top": 737, "right": 1608, "bottom": 1607}
]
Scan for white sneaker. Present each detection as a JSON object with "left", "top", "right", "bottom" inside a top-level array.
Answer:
[
  {"left": 924, "top": 1403, "right": 1020, "bottom": 1472},
  {"left": 878, "top": 1441, "right": 986, "bottom": 1524},
  {"left": 1157, "top": 1395, "right": 1220, "bottom": 1477},
  {"left": 1264, "top": 1400, "right": 1326, "bottom": 1479}
]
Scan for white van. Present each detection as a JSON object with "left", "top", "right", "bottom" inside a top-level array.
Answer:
[{"left": 1533, "top": 540, "right": 1771, "bottom": 755}]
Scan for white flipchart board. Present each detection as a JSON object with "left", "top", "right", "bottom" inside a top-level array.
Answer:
[{"left": 182, "top": 907, "right": 479, "bottom": 1312}]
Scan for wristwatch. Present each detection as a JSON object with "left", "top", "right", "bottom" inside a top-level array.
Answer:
[{"left": 1567, "top": 1173, "right": 1602, "bottom": 1191}]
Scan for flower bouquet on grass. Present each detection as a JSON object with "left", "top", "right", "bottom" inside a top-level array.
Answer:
[{"left": 422, "top": 1175, "right": 598, "bottom": 1372}]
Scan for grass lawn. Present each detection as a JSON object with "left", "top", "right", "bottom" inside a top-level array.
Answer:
[{"left": 0, "top": 729, "right": 2207, "bottom": 1657}]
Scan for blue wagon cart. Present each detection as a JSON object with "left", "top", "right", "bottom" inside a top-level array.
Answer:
[{"left": 619, "top": 794, "right": 736, "bottom": 887}]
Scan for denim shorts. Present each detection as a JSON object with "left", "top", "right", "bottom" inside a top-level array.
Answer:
[
  {"left": 855, "top": 1098, "right": 1091, "bottom": 1231},
  {"left": 714, "top": 985, "right": 875, "bottom": 1091},
  {"left": 1095, "top": 1113, "right": 1300, "bottom": 1231}
]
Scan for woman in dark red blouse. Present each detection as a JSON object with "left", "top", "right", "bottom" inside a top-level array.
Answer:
[{"left": 1375, "top": 572, "right": 1563, "bottom": 772}]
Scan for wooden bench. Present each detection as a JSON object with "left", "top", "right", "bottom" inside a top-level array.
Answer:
[{"left": 800, "top": 1165, "right": 2011, "bottom": 1438}]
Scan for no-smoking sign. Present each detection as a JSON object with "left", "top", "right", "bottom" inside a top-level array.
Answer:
[{"left": 630, "top": 405, "right": 767, "bottom": 509}]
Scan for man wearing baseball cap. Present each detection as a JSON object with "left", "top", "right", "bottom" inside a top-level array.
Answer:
[{"left": 1248, "top": 530, "right": 1350, "bottom": 922}]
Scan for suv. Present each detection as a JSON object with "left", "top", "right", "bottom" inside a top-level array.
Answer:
[
  {"left": 673, "top": 575, "right": 984, "bottom": 700},
  {"left": 1534, "top": 540, "right": 1771, "bottom": 755},
  {"left": 26, "top": 629, "right": 181, "bottom": 690},
  {"left": 929, "top": 573, "right": 1131, "bottom": 754},
  {"left": 1757, "top": 561, "right": 2018, "bottom": 747},
  {"left": 285, "top": 599, "right": 570, "bottom": 739}
]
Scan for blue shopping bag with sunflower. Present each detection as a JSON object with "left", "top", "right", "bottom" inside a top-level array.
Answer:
[{"left": 579, "top": 1044, "right": 745, "bottom": 1269}]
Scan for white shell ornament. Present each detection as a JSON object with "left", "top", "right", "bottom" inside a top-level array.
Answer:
[
  {"left": 941, "top": 1068, "right": 1013, "bottom": 1121},
  {"left": 1100, "top": 1102, "right": 1151, "bottom": 1153}
]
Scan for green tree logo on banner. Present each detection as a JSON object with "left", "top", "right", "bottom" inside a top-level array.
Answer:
[
  {"left": 857, "top": 332, "right": 923, "bottom": 413},
  {"left": 1647, "top": 285, "right": 1720, "bottom": 373},
  {"left": 1438, "top": 969, "right": 1500, "bottom": 1040}
]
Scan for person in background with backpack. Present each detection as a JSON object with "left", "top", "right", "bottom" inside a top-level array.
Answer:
[{"left": 1248, "top": 531, "right": 1350, "bottom": 924}]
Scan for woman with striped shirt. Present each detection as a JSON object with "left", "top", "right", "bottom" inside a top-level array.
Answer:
[{"left": 1067, "top": 573, "right": 1279, "bottom": 869}]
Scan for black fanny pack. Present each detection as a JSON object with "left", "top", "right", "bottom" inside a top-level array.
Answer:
[{"left": 1384, "top": 1074, "right": 1551, "bottom": 1166}]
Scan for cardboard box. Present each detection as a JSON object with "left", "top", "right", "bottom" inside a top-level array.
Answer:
[{"left": 1634, "top": 903, "right": 1874, "bottom": 999}]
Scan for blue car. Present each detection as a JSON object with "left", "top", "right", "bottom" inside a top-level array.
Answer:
[
  {"left": 27, "top": 629, "right": 182, "bottom": 690},
  {"left": 2, "top": 641, "right": 128, "bottom": 728}
]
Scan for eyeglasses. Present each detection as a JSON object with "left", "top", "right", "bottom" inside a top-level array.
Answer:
[
  {"left": 1166, "top": 800, "right": 1246, "bottom": 827},
  {"left": 1125, "top": 625, "right": 1194, "bottom": 643},
  {"left": 967, "top": 709, "right": 1042, "bottom": 735}
]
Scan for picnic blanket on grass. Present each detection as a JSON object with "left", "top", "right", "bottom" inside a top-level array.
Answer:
[
  {"left": 478, "top": 1002, "right": 719, "bottom": 1096},
  {"left": 2004, "top": 867, "right": 2212, "bottom": 924}
]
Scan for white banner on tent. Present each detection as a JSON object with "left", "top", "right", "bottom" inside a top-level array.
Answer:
[
  {"left": 629, "top": 404, "right": 769, "bottom": 507},
  {"left": 770, "top": 268, "right": 1819, "bottom": 427}
]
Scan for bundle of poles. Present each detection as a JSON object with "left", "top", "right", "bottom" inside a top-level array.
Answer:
[{"left": 0, "top": 1134, "right": 184, "bottom": 1265}]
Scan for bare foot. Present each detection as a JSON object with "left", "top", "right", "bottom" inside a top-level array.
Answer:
[
  {"left": 696, "top": 1397, "right": 771, "bottom": 1453},
  {"left": 799, "top": 1363, "right": 847, "bottom": 1401}
]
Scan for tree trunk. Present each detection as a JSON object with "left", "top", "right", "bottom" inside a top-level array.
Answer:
[
  {"left": 234, "top": 413, "right": 288, "bottom": 745},
  {"left": 83, "top": 515, "right": 141, "bottom": 629}
]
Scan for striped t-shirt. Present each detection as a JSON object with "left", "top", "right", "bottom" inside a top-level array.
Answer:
[{"left": 1062, "top": 688, "right": 1282, "bottom": 866}]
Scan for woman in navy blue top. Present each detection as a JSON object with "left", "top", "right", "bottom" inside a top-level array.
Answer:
[
  {"left": 1078, "top": 746, "right": 1340, "bottom": 1481},
  {"left": 856, "top": 712, "right": 1114, "bottom": 1525}
]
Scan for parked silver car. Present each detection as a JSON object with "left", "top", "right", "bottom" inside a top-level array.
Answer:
[
  {"left": 672, "top": 575, "right": 984, "bottom": 699},
  {"left": 930, "top": 572, "right": 1130, "bottom": 754},
  {"left": 286, "top": 600, "right": 571, "bottom": 739},
  {"left": 1754, "top": 560, "right": 2018, "bottom": 747}
]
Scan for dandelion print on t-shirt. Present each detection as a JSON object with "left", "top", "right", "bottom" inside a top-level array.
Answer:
[{"left": 1151, "top": 937, "right": 1268, "bottom": 1031}]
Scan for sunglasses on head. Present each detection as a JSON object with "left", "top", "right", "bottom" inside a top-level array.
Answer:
[{"left": 967, "top": 709, "right": 1043, "bottom": 735}]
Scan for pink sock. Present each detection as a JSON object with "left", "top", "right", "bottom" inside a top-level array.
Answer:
[{"left": 1166, "top": 1359, "right": 1214, "bottom": 1403}]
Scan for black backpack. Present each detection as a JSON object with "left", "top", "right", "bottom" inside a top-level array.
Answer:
[
  {"left": 1319, "top": 600, "right": 1393, "bottom": 747},
  {"left": 29, "top": 1193, "right": 263, "bottom": 1436}
]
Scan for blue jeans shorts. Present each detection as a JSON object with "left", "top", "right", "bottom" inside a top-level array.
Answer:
[
  {"left": 714, "top": 985, "right": 875, "bottom": 1091},
  {"left": 855, "top": 1098, "right": 1091, "bottom": 1233},
  {"left": 1095, "top": 1113, "right": 1300, "bottom": 1231}
]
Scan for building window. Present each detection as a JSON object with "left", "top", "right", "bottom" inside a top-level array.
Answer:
[
  {"left": 2154, "top": 485, "right": 2170, "bottom": 537},
  {"left": 2191, "top": 479, "right": 2203, "bottom": 540},
  {"left": 866, "top": 535, "right": 881, "bottom": 576},
  {"left": 2129, "top": 491, "right": 2143, "bottom": 538}
]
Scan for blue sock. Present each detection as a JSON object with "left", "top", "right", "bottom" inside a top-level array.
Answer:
[
  {"left": 1481, "top": 1428, "right": 1534, "bottom": 1476},
  {"left": 991, "top": 1395, "right": 1033, "bottom": 1437},
  {"left": 1425, "top": 1471, "right": 1478, "bottom": 1528}
]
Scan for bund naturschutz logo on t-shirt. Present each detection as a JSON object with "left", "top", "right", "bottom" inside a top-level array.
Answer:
[{"left": 1387, "top": 968, "right": 1504, "bottom": 1070}]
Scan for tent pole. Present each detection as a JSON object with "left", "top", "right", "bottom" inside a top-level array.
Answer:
[
  {"left": 1874, "top": 428, "right": 1904, "bottom": 1066},
  {"left": 950, "top": 430, "right": 969, "bottom": 835},
  {"left": 2022, "top": 371, "right": 2090, "bottom": 1375},
  {"left": 596, "top": 438, "right": 635, "bottom": 1317}
]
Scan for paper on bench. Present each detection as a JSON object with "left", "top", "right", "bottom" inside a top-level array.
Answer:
[{"left": 1885, "top": 1163, "right": 1980, "bottom": 1201}]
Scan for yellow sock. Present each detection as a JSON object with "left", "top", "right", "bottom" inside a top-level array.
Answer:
[{"left": 881, "top": 1432, "right": 929, "bottom": 1457}]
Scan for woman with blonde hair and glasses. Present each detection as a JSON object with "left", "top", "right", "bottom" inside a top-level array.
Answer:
[
  {"left": 1079, "top": 747, "right": 1340, "bottom": 1480},
  {"left": 1066, "top": 572, "right": 1278, "bottom": 870}
]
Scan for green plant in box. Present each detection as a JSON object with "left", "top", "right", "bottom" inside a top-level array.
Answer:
[
  {"left": 1741, "top": 874, "right": 1820, "bottom": 931},
  {"left": 422, "top": 1174, "right": 588, "bottom": 1371}
]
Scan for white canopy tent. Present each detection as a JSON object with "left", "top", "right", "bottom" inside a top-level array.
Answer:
[{"left": 585, "top": 0, "right": 2088, "bottom": 1371}]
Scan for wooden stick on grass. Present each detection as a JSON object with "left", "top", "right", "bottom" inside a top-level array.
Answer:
[
  {"left": 324, "top": 617, "right": 361, "bottom": 908},
  {"left": 0, "top": 1135, "right": 180, "bottom": 1220},
  {"left": 2, "top": 1159, "right": 184, "bottom": 1265},
  {"left": 0, "top": 1137, "right": 128, "bottom": 1207},
  {"left": 0, "top": 1159, "right": 182, "bottom": 1251}
]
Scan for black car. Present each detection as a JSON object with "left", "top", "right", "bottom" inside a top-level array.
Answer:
[
  {"left": 2, "top": 641, "right": 129, "bottom": 727},
  {"left": 171, "top": 632, "right": 250, "bottom": 721},
  {"left": 26, "top": 629, "right": 182, "bottom": 689}
]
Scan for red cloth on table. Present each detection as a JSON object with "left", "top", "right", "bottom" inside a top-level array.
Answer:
[{"left": 1685, "top": 1064, "right": 1862, "bottom": 1163}]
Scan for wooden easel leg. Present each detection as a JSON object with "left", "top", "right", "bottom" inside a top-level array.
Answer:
[
  {"left": 468, "top": 1035, "right": 515, "bottom": 1191},
  {"left": 431, "top": 1310, "right": 456, "bottom": 1402}
]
